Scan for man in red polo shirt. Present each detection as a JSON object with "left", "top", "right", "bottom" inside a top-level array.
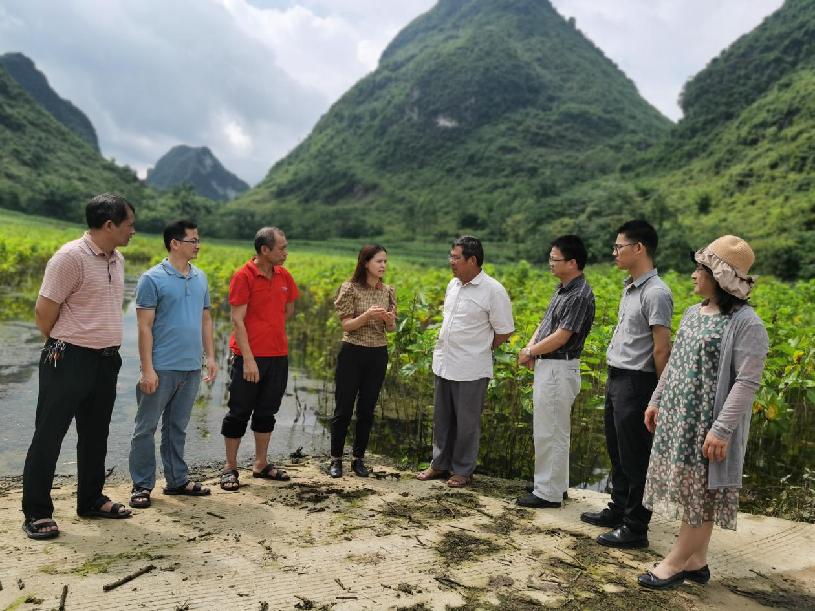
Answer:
[{"left": 220, "top": 227, "right": 299, "bottom": 491}]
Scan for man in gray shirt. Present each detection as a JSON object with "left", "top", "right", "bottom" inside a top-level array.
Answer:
[{"left": 581, "top": 220, "right": 673, "bottom": 549}]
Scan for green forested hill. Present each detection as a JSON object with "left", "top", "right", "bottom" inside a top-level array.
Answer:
[
  {"left": 0, "top": 52, "right": 100, "bottom": 152},
  {"left": 0, "top": 64, "right": 144, "bottom": 221},
  {"left": 229, "top": 0, "right": 671, "bottom": 242}
]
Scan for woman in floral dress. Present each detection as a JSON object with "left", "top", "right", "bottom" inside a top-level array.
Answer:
[{"left": 638, "top": 236, "right": 769, "bottom": 589}]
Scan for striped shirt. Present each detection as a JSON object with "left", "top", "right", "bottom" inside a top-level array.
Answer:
[
  {"left": 533, "top": 275, "right": 595, "bottom": 359},
  {"left": 334, "top": 280, "right": 396, "bottom": 347},
  {"left": 39, "top": 233, "right": 125, "bottom": 349}
]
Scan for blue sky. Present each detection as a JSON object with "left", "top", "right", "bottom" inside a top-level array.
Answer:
[{"left": 0, "top": 0, "right": 783, "bottom": 184}]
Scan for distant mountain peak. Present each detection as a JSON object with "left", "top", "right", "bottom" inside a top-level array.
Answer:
[
  {"left": 0, "top": 52, "right": 100, "bottom": 152},
  {"left": 146, "top": 145, "right": 249, "bottom": 201}
]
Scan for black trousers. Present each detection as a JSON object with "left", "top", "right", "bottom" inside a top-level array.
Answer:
[
  {"left": 22, "top": 341, "right": 122, "bottom": 519},
  {"left": 222, "top": 355, "right": 288, "bottom": 437},
  {"left": 603, "top": 366, "right": 658, "bottom": 534},
  {"left": 330, "top": 343, "right": 388, "bottom": 458}
]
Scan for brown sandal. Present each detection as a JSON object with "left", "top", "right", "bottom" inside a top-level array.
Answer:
[
  {"left": 447, "top": 474, "right": 472, "bottom": 488},
  {"left": 417, "top": 467, "right": 449, "bottom": 481}
]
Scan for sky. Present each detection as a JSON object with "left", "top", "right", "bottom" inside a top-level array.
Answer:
[{"left": 0, "top": 0, "right": 784, "bottom": 185}]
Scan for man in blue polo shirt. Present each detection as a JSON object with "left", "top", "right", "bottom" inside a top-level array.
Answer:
[{"left": 127, "top": 219, "right": 217, "bottom": 508}]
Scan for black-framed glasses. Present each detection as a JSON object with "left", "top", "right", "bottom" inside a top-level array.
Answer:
[
  {"left": 612, "top": 242, "right": 637, "bottom": 254},
  {"left": 549, "top": 257, "right": 567, "bottom": 263}
]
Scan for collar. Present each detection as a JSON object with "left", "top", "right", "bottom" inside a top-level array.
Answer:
[
  {"left": 82, "top": 232, "right": 112, "bottom": 258},
  {"left": 625, "top": 268, "right": 658, "bottom": 289},
  {"left": 457, "top": 269, "right": 485, "bottom": 287},
  {"left": 557, "top": 274, "right": 585, "bottom": 294},
  {"left": 247, "top": 258, "right": 279, "bottom": 277},
  {"left": 160, "top": 258, "right": 196, "bottom": 278}
]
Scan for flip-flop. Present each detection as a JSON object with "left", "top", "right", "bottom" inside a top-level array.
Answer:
[
  {"left": 163, "top": 481, "right": 211, "bottom": 496},
  {"left": 252, "top": 464, "right": 290, "bottom": 481},
  {"left": 22, "top": 518, "right": 60, "bottom": 540}
]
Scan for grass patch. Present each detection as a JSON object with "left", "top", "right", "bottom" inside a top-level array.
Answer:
[
  {"left": 433, "top": 531, "right": 501, "bottom": 566},
  {"left": 40, "top": 550, "right": 164, "bottom": 576}
]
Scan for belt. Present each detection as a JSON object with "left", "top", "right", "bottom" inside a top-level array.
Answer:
[
  {"left": 61, "top": 340, "right": 120, "bottom": 356},
  {"left": 537, "top": 353, "right": 578, "bottom": 361},
  {"left": 607, "top": 365, "right": 655, "bottom": 377}
]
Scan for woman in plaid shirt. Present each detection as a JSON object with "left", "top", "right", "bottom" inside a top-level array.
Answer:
[{"left": 329, "top": 245, "right": 397, "bottom": 478}]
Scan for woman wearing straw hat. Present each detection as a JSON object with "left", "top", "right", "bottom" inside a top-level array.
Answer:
[{"left": 637, "top": 235, "right": 769, "bottom": 589}]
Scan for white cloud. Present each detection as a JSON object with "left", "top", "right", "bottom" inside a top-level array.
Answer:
[{"left": 0, "top": 0, "right": 786, "bottom": 184}]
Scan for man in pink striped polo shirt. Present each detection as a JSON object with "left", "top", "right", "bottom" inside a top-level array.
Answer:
[{"left": 22, "top": 193, "right": 136, "bottom": 540}]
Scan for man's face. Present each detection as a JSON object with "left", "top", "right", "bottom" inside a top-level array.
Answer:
[
  {"left": 612, "top": 233, "right": 639, "bottom": 270},
  {"left": 262, "top": 233, "right": 288, "bottom": 266},
  {"left": 174, "top": 228, "right": 200, "bottom": 260},
  {"left": 549, "top": 246, "right": 570, "bottom": 278},
  {"left": 110, "top": 208, "right": 136, "bottom": 247},
  {"left": 449, "top": 245, "right": 477, "bottom": 280}
]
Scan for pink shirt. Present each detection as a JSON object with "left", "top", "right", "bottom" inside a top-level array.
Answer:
[{"left": 39, "top": 233, "right": 125, "bottom": 349}]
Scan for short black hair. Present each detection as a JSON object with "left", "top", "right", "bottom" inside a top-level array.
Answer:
[
  {"left": 551, "top": 234, "right": 588, "bottom": 270},
  {"left": 163, "top": 219, "right": 198, "bottom": 251},
  {"left": 85, "top": 193, "right": 135, "bottom": 229},
  {"left": 254, "top": 226, "right": 282, "bottom": 254},
  {"left": 616, "top": 219, "right": 658, "bottom": 258},
  {"left": 452, "top": 235, "right": 484, "bottom": 266}
]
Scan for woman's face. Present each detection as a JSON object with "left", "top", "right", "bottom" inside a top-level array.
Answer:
[
  {"left": 365, "top": 250, "right": 387, "bottom": 279},
  {"left": 692, "top": 263, "right": 717, "bottom": 300}
]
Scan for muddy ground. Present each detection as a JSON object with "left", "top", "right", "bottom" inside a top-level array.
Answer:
[{"left": 1, "top": 457, "right": 813, "bottom": 610}]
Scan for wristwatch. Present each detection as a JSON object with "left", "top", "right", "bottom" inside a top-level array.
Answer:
[{"left": 523, "top": 347, "right": 533, "bottom": 359}]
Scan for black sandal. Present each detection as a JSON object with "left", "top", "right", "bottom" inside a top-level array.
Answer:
[
  {"left": 129, "top": 487, "right": 152, "bottom": 508},
  {"left": 252, "top": 464, "right": 290, "bottom": 481},
  {"left": 220, "top": 469, "right": 240, "bottom": 491},
  {"left": 22, "top": 518, "right": 60, "bottom": 540},
  {"left": 163, "top": 481, "right": 211, "bottom": 496},
  {"left": 79, "top": 496, "right": 133, "bottom": 519}
]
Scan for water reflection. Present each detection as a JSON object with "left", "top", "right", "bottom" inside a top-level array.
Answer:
[{"left": 0, "top": 288, "right": 330, "bottom": 475}]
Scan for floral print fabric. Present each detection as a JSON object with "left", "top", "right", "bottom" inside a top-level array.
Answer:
[{"left": 644, "top": 309, "right": 740, "bottom": 530}]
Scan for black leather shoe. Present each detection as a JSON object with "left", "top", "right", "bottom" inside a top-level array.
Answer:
[
  {"left": 638, "top": 569, "right": 685, "bottom": 589},
  {"left": 525, "top": 484, "right": 569, "bottom": 500},
  {"left": 596, "top": 525, "right": 649, "bottom": 549},
  {"left": 516, "top": 493, "right": 561, "bottom": 508},
  {"left": 329, "top": 459, "right": 342, "bottom": 478},
  {"left": 580, "top": 508, "right": 624, "bottom": 528},
  {"left": 351, "top": 458, "right": 369, "bottom": 478},
  {"left": 684, "top": 565, "right": 711, "bottom": 584}
]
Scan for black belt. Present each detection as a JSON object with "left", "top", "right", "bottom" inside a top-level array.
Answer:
[
  {"left": 537, "top": 353, "right": 578, "bottom": 361},
  {"left": 607, "top": 365, "right": 655, "bottom": 377},
  {"left": 56, "top": 340, "right": 120, "bottom": 357}
]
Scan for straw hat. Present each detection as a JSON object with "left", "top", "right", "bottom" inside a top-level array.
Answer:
[{"left": 695, "top": 235, "right": 756, "bottom": 299}]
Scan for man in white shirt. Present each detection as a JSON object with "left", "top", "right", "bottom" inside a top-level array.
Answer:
[{"left": 417, "top": 236, "right": 514, "bottom": 488}]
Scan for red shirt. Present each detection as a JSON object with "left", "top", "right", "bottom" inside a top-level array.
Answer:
[{"left": 228, "top": 259, "right": 299, "bottom": 357}]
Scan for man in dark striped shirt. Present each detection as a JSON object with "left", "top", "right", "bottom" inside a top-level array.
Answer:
[{"left": 517, "top": 235, "right": 595, "bottom": 508}]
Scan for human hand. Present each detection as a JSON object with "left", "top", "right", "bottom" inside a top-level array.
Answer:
[
  {"left": 702, "top": 431, "right": 729, "bottom": 462},
  {"left": 518, "top": 346, "right": 532, "bottom": 366},
  {"left": 243, "top": 358, "right": 260, "bottom": 383},
  {"left": 365, "top": 306, "right": 387, "bottom": 321},
  {"left": 383, "top": 309, "right": 396, "bottom": 326},
  {"left": 139, "top": 368, "right": 159, "bottom": 394},
  {"left": 644, "top": 404, "right": 659, "bottom": 433},
  {"left": 204, "top": 358, "right": 218, "bottom": 383}
]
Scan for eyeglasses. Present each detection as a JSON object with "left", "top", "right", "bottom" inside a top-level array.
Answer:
[
  {"left": 179, "top": 239, "right": 200, "bottom": 245},
  {"left": 612, "top": 242, "right": 637, "bottom": 254},
  {"left": 549, "top": 257, "right": 567, "bottom": 263},
  {"left": 448, "top": 255, "right": 464, "bottom": 262}
]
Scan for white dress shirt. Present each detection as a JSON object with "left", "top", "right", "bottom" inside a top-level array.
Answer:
[{"left": 432, "top": 270, "right": 514, "bottom": 381}]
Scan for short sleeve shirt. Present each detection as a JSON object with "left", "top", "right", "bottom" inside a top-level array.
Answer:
[
  {"left": 606, "top": 269, "right": 673, "bottom": 372},
  {"left": 228, "top": 259, "right": 299, "bottom": 357},
  {"left": 533, "top": 275, "right": 595, "bottom": 359},
  {"left": 334, "top": 281, "right": 396, "bottom": 347},
  {"left": 39, "top": 233, "right": 125, "bottom": 349},
  {"left": 432, "top": 270, "right": 515, "bottom": 381},
  {"left": 135, "top": 260, "right": 211, "bottom": 371}
]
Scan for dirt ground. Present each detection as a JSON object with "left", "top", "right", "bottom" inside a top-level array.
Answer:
[{"left": 1, "top": 457, "right": 813, "bottom": 610}]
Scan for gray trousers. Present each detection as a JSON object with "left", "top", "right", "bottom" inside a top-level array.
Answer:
[{"left": 430, "top": 375, "right": 489, "bottom": 477}]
